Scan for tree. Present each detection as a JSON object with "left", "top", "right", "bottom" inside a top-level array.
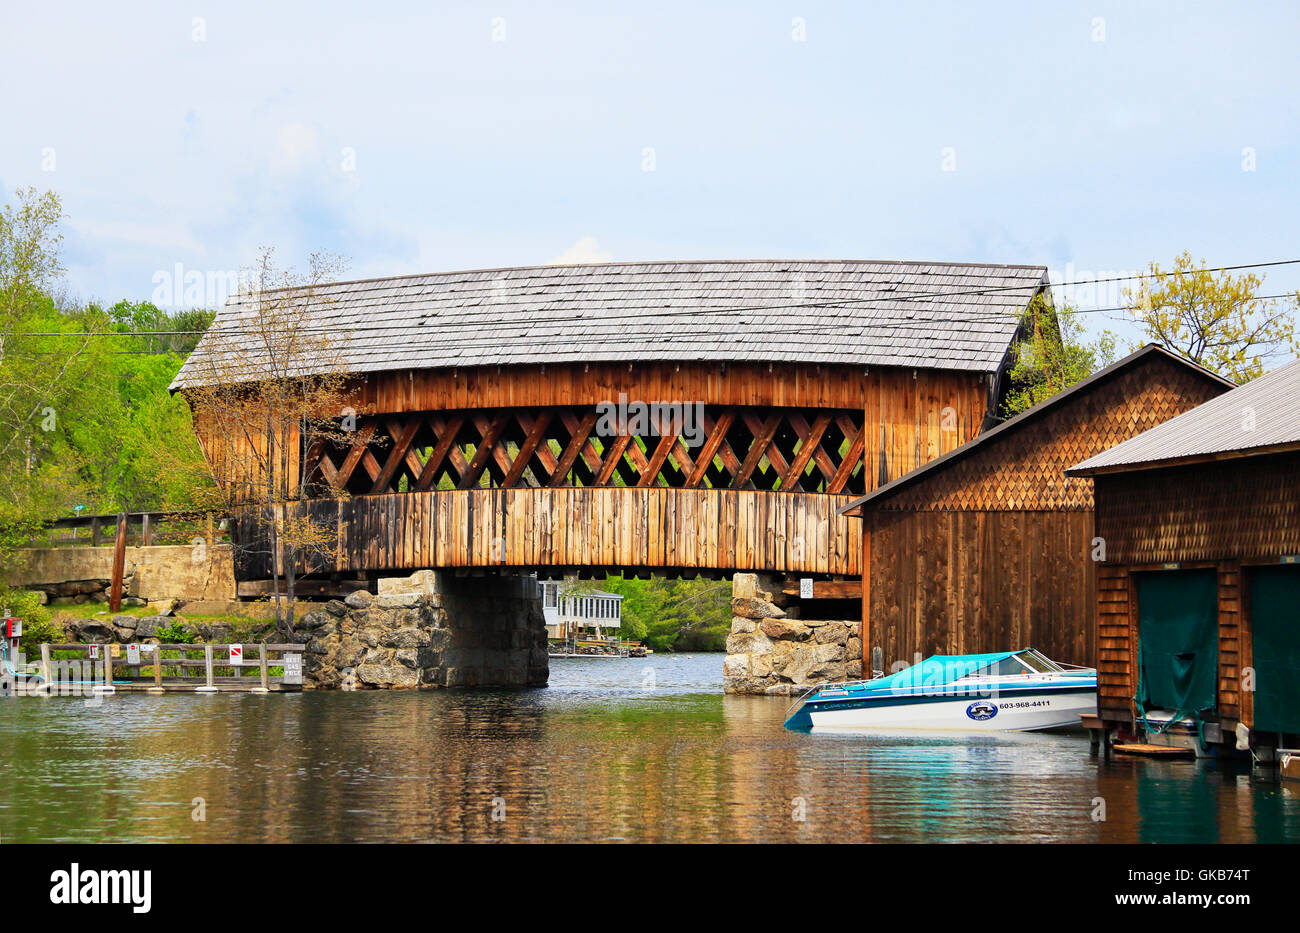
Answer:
[
  {"left": 0, "top": 190, "right": 232, "bottom": 573},
  {"left": 1002, "top": 295, "right": 1115, "bottom": 417},
  {"left": 182, "top": 248, "right": 352, "bottom": 638},
  {"left": 1122, "top": 251, "right": 1300, "bottom": 383},
  {"left": 0, "top": 188, "right": 95, "bottom": 565},
  {"left": 600, "top": 574, "right": 731, "bottom": 651}
]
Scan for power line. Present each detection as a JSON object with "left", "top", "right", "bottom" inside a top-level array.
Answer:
[
  {"left": 7, "top": 290, "right": 1297, "bottom": 359},
  {"left": 9, "top": 257, "right": 1300, "bottom": 342}
]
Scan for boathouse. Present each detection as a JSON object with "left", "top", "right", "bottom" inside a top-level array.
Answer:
[
  {"left": 1067, "top": 358, "right": 1300, "bottom": 752},
  {"left": 838, "top": 345, "right": 1233, "bottom": 672},
  {"left": 541, "top": 580, "right": 623, "bottom": 639}
]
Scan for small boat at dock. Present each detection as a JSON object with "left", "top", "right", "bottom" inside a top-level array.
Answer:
[{"left": 783, "top": 649, "right": 1096, "bottom": 733}]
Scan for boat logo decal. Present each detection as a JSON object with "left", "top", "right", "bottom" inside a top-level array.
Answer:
[{"left": 965, "top": 700, "right": 998, "bottom": 721}]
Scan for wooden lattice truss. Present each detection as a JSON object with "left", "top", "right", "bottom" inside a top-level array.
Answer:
[{"left": 302, "top": 406, "right": 866, "bottom": 496}]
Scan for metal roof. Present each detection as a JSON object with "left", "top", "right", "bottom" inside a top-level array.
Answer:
[
  {"left": 170, "top": 259, "right": 1048, "bottom": 390},
  {"left": 1067, "top": 356, "right": 1300, "bottom": 475},
  {"left": 838, "top": 344, "right": 1235, "bottom": 514}
]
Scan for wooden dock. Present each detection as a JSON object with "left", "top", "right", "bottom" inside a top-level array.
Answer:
[
  {"left": 9, "top": 643, "right": 305, "bottom": 696},
  {"left": 1112, "top": 743, "right": 1196, "bottom": 759}
]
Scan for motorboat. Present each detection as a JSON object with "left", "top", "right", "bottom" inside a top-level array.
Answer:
[{"left": 782, "top": 648, "right": 1096, "bottom": 732}]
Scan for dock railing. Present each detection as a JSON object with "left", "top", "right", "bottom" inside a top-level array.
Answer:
[{"left": 19, "top": 643, "right": 305, "bottom": 695}]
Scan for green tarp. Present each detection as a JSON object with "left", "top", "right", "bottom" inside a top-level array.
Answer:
[
  {"left": 1136, "top": 570, "right": 1218, "bottom": 723},
  {"left": 1249, "top": 567, "right": 1300, "bottom": 736}
]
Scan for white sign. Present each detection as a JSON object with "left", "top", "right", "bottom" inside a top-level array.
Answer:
[
  {"left": 88, "top": 645, "right": 100, "bottom": 659},
  {"left": 228, "top": 644, "right": 243, "bottom": 667},
  {"left": 282, "top": 652, "right": 302, "bottom": 686},
  {"left": 799, "top": 578, "right": 814, "bottom": 599},
  {"left": 125, "top": 644, "right": 141, "bottom": 665}
]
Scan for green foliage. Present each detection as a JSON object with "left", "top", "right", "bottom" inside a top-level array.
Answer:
[
  {"left": 1122, "top": 251, "right": 1300, "bottom": 383},
  {"left": 1002, "top": 296, "right": 1115, "bottom": 417},
  {"left": 0, "top": 188, "right": 217, "bottom": 564},
  {"left": 106, "top": 300, "right": 213, "bottom": 356},
  {"left": 598, "top": 575, "right": 731, "bottom": 652},
  {"left": 0, "top": 586, "right": 59, "bottom": 653},
  {"left": 155, "top": 621, "right": 197, "bottom": 644}
]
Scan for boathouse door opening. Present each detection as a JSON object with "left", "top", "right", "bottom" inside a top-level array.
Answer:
[
  {"left": 1248, "top": 566, "right": 1300, "bottom": 736},
  {"left": 1135, "top": 570, "right": 1219, "bottom": 725}
]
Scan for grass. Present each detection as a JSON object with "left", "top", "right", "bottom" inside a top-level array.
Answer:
[
  {"left": 44, "top": 606, "right": 288, "bottom": 645},
  {"left": 49, "top": 603, "right": 277, "bottom": 622}
]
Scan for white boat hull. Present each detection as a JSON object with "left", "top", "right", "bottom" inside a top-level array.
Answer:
[{"left": 806, "top": 689, "right": 1096, "bottom": 733}]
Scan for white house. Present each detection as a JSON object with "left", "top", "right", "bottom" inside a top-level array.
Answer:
[{"left": 541, "top": 581, "right": 623, "bottom": 640}]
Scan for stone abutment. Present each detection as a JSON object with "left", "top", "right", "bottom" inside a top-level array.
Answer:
[{"left": 301, "top": 570, "right": 548, "bottom": 689}]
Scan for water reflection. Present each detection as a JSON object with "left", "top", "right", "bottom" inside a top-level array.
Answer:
[{"left": 0, "top": 654, "right": 1295, "bottom": 843}]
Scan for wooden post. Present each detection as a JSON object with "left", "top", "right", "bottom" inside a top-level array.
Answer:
[
  {"left": 141, "top": 513, "right": 152, "bottom": 547},
  {"left": 255, "top": 643, "right": 269, "bottom": 694},
  {"left": 860, "top": 515, "right": 871, "bottom": 679},
  {"left": 152, "top": 645, "right": 163, "bottom": 692},
  {"left": 103, "top": 646, "right": 112, "bottom": 691},
  {"left": 90, "top": 516, "right": 102, "bottom": 547},
  {"left": 40, "top": 643, "right": 51, "bottom": 689},
  {"left": 196, "top": 644, "right": 216, "bottom": 693},
  {"left": 108, "top": 512, "right": 128, "bottom": 612}
]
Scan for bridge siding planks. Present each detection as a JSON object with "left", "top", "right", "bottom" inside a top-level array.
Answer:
[
  {"left": 356, "top": 362, "right": 879, "bottom": 412},
  {"left": 199, "top": 363, "right": 991, "bottom": 504},
  {"left": 209, "top": 360, "right": 996, "bottom": 591},
  {"left": 237, "top": 488, "right": 859, "bottom": 578}
]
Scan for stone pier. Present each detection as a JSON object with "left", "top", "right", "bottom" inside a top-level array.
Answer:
[
  {"left": 722, "top": 573, "right": 862, "bottom": 695},
  {"left": 300, "top": 570, "right": 548, "bottom": 689}
]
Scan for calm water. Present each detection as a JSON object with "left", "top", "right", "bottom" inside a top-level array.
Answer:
[{"left": 1, "top": 653, "right": 1296, "bottom": 843}]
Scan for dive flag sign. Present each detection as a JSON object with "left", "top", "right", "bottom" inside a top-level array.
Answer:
[{"left": 229, "top": 644, "right": 243, "bottom": 667}]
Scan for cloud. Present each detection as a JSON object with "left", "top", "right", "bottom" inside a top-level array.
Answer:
[
  {"left": 269, "top": 122, "right": 325, "bottom": 176},
  {"left": 550, "top": 236, "right": 612, "bottom": 265}
]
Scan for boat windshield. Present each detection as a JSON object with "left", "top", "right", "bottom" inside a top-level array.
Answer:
[
  {"left": 957, "top": 655, "right": 1032, "bottom": 679},
  {"left": 953, "top": 651, "right": 1063, "bottom": 679},
  {"left": 1018, "top": 649, "right": 1063, "bottom": 673}
]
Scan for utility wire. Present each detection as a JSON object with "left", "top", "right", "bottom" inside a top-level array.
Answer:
[
  {"left": 7, "top": 291, "right": 1297, "bottom": 358},
  {"left": 9, "top": 258, "right": 1300, "bottom": 342}
]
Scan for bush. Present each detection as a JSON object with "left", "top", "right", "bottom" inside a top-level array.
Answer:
[
  {"left": 156, "top": 621, "right": 197, "bottom": 644},
  {"left": 0, "top": 587, "right": 60, "bottom": 653}
]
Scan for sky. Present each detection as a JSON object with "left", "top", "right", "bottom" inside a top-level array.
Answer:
[{"left": 2, "top": 0, "right": 1298, "bottom": 346}]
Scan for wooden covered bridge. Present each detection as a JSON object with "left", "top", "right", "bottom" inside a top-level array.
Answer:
[{"left": 172, "top": 259, "right": 1051, "bottom": 587}]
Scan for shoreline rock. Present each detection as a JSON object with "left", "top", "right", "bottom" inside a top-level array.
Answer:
[{"left": 723, "top": 573, "right": 861, "bottom": 695}]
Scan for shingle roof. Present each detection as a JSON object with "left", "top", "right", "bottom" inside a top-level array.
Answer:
[
  {"left": 1067, "top": 357, "right": 1300, "bottom": 475},
  {"left": 837, "top": 345, "right": 1235, "bottom": 514},
  {"left": 170, "top": 259, "right": 1048, "bottom": 390}
]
